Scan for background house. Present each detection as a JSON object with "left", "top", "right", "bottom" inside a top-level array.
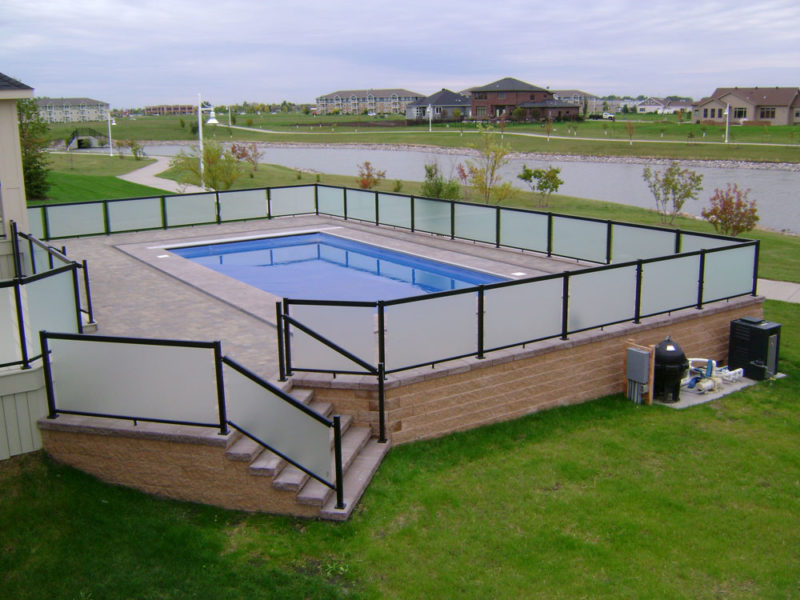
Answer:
[
  {"left": 315, "top": 89, "right": 424, "bottom": 115},
  {"left": 693, "top": 87, "right": 800, "bottom": 125},
  {"left": 36, "top": 97, "right": 109, "bottom": 123},
  {"left": 470, "top": 77, "right": 579, "bottom": 121},
  {"left": 552, "top": 89, "right": 601, "bottom": 115},
  {"left": 405, "top": 89, "right": 471, "bottom": 121},
  {"left": 144, "top": 105, "right": 195, "bottom": 116}
]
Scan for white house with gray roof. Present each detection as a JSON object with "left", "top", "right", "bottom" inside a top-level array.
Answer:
[
  {"left": 405, "top": 89, "right": 471, "bottom": 121},
  {"left": 315, "top": 88, "right": 424, "bottom": 115}
]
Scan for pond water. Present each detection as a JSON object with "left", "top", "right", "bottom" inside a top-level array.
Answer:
[{"left": 144, "top": 144, "right": 800, "bottom": 235}]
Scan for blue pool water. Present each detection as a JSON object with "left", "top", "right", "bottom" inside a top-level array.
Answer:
[{"left": 172, "top": 232, "right": 506, "bottom": 301}]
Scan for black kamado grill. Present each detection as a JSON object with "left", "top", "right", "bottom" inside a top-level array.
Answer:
[{"left": 653, "top": 337, "right": 689, "bottom": 403}]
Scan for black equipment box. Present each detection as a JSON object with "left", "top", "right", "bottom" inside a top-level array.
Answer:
[{"left": 728, "top": 317, "right": 781, "bottom": 380}]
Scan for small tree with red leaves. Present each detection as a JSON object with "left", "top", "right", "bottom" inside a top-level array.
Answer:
[
  {"left": 356, "top": 161, "right": 386, "bottom": 189},
  {"left": 701, "top": 183, "right": 759, "bottom": 237}
]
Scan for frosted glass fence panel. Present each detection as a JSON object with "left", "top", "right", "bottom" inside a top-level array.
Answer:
[
  {"left": 26, "top": 271, "right": 79, "bottom": 356},
  {"left": 49, "top": 339, "right": 219, "bottom": 424},
  {"left": 385, "top": 292, "right": 477, "bottom": 370},
  {"left": 47, "top": 203, "right": 105, "bottom": 238},
  {"left": 219, "top": 189, "right": 267, "bottom": 222},
  {"left": 484, "top": 279, "right": 563, "bottom": 349},
  {"left": 499, "top": 210, "right": 548, "bottom": 252},
  {"left": 317, "top": 186, "right": 344, "bottom": 217},
  {"left": 165, "top": 193, "right": 217, "bottom": 226},
  {"left": 31, "top": 243, "right": 52, "bottom": 275},
  {"left": 378, "top": 194, "right": 411, "bottom": 229},
  {"left": 289, "top": 304, "right": 376, "bottom": 372},
  {"left": 414, "top": 198, "right": 451, "bottom": 236},
  {"left": 0, "top": 287, "right": 21, "bottom": 366},
  {"left": 224, "top": 364, "right": 331, "bottom": 481},
  {"left": 270, "top": 186, "right": 315, "bottom": 216},
  {"left": 640, "top": 255, "right": 699, "bottom": 315},
  {"left": 27, "top": 208, "right": 44, "bottom": 239},
  {"left": 703, "top": 246, "right": 755, "bottom": 302},
  {"left": 454, "top": 204, "right": 496, "bottom": 244},
  {"left": 345, "top": 189, "right": 376, "bottom": 222},
  {"left": 108, "top": 197, "right": 162, "bottom": 232},
  {"left": 681, "top": 233, "right": 733, "bottom": 252},
  {"left": 568, "top": 266, "right": 637, "bottom": 331},
  {"left": 612, "top": 224, "right": 676, "bottom": 262},
  {"left": 552, "top": 217, "right": 607, "bottom": 263}
]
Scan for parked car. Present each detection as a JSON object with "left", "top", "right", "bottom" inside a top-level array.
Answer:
[{"left": 603, "top": 112, "right": 615, "bottom": 121}]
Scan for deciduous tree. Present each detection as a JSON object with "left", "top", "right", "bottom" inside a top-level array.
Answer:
[
  {"left": 356, "top": 161, "right": 385, "bottom": 189},
  {"left": 701, "top": 183, "right": 759, "bottom": 237},
  {"left": 518, "top": 165, "right": 564, "bottom": 207},
  {"left": 642, "top": 162, "right": 704, "bottom": 225},
  {"left": 170, "top": 140, "right": 243, "bottom": 190},
  {"left": 17, "top": 98, "right": 50, "bottom": 201},
  {"left": 463, "top": 125, "right": 511, "bottom": 204},
  {"left": 420, "top": 162, "right": 460, "bottom": 199}
]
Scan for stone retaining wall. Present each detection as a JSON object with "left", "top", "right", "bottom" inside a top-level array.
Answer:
[{"left": 298, "top": 296, "right": 763, "bottom": 445}]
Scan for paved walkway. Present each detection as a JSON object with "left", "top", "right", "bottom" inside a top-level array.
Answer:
[
  {"left": 757, "top": 279, "right": 800, "bottom": 304},
  {"left": 118, "top": 156, "right": 204, "bottom": 194}
]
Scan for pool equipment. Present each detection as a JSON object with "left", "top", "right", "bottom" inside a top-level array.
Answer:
[{"left": 653, "top": 337, "right": 689, "bottom": 403}]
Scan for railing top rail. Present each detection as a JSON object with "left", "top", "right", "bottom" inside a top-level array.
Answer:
[
  {"left": 41, "top": 330, "right": 220, "bottom": 349},
  {"left": 221, "top": 356, "right": 333, "bottom": 427}
]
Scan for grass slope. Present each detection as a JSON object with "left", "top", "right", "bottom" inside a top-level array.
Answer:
[
  {"left": 1, "top": 302, "right": 797, "bottom": 599},
  {"left": 46, "top": 172, "right": 171, "bottom": 203}
]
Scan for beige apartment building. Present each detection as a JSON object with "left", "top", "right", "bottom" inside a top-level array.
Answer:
[
  {"left": 693, "top": 87, "right": 800, "bottom": 125},
  {"left": 36, "top": 97, "right": 109, "bottom": 123},
  {"left": 315, "top": 88, "right": 424, "bottom": 115}
]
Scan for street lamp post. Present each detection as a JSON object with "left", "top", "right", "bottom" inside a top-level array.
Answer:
[
  {"left": 724, "top": 103, "right": 730, "bottom": 144},
  {"left": 106, "top": 107, "right": 115, "bottom": 157},
  {"left": 197, "top": 92, "right": 219, "bottom": 189}
]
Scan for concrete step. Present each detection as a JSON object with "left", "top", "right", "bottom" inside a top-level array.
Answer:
[
  {"left": 320, "top": 438, "right": 391, "bottom": 521},
  {"left": 296, "top": 426, "right": 372, "bottom": 506},
  {"left": 291, "top": 388, "right": 315, "bottom": 406},
  {"left": 225, "top": 434, "right": 264, "bottom": 462},
  {"left": 272, "top": 415, "right": 355, "bottom": 493}
]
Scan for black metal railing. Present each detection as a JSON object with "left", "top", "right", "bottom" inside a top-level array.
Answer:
[{"left": 39, "top": 331, "right": 346, "bottom": 509}]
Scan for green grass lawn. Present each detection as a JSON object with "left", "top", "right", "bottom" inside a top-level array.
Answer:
[
  {"left": 46, "top": 114, "right": 800, "bottom": 163},
  {"left": 2, "top": 299, "right": 798, "bottom": 599}
]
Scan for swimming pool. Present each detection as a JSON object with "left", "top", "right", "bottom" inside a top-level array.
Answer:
[{"left": 172, "top": 232, "right": 506, "bottom": 301}]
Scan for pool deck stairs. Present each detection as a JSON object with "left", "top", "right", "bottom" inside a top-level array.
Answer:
[{"left": 38, "top": 384, "right": 390, "bottom": 522}]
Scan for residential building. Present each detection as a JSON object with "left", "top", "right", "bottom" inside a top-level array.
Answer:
[
  {"left": 693, "top": 87, "right": 800, "bottom": 125},
  {"left": 405, "top": 89, "right": 471, "bottom": 121},
  {"left": 553, "top": 89, "right": 602, "bottom": 114},
  {"left": 470, "top": 77, "right": 579, "bottom": 121},
  {"left": 637, "top": 97, "right": 693, "bottom": 114},
  {"left": 0, "top": 72, "right": 33, "bottom": 237},
  {"left": 315, "top": 89, "right": 424, "bottom": 115},
  {"left": 144, "top": 105, "right": 196, "bottom": 116},
  {"left": 36, "top": 97, "right": 109, "bottom": 123}
]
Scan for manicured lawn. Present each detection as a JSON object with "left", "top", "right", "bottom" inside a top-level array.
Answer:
[
  {"left": 2, "top": 299, "right": 797, "bottom": 599},
  {"left": 46, "top": 172, "right": 170, "bottom": 203}
]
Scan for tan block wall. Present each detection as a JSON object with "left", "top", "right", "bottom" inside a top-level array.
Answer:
[
  {"left": 40, "top": 427, "right": 319, "bottom": 517},
  {"left": 308, "top": 298, "right": 763, "bottom": 445}
]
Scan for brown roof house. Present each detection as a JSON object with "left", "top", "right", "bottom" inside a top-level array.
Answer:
[
  {"left": 0, "top": 72, "right": 34, "bottom": 240},
  {"left": 693, "top": 87, "right": 800, "bottom": 125},
  {"left": 470, "top": 77, "right": 579, "bottom": 121}
]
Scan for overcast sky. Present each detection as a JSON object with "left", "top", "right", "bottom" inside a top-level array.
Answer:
[{"left": 3, "top": 0, "right": 799, "bottom": 109}]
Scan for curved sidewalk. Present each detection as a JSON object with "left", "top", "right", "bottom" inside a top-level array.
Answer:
[
  {"left": 758, "top": 279, "right": 800, "bottom": 304},
  {"left": 118, "top": 156, "right": 204, "bottom": 194}
]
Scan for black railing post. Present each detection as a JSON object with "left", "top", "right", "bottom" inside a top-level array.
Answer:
[
  {"left": 675, "top": 229, "right": 682, "bottom": 254},
  {"left": 266, "top": 188, "right": 272, "bottom": 219},
  {"left": 634, "top": 260, "right": 643, "bottom": 323},
  {"left": 410, "top": 196, "right": 416, "bottom": 232},
  {"left": 10, "top": 221, "right": 23, "bottom": 279},
  {"left": 160, "top": 196, "right": 168, "bottom": 229},
  {"left": 378, "top": 362, "right": 387, "bottom": 444},
  {"left": 752, "top": 241, "right": 760, "bottom": 296},
  {"left": 28, "top": 238, "right": 36, "bottom": 275},
  {"left": 314, "top": 184, "right": 319, "bottom": 215},
  {"left": 450, "top": 202, "right": 455, "bottom": 239},
  {"left": 283, "top": 299, "right": 293, "bottom": 376},
  {"left": 333, "top": 415, "right": 346, "bottom": 509},
  {"left": 40, "top": 332, "right": 57, "bottom": 418},
  {"left": 547, "top": 213, "right": 554, "bottom": 257},
  {"left": 374, "top": 190, "right": 379, "bottom": 226},
  {"left": 13, "top": 282, "right": 31, "bottom": 369},
  {"left": 561, "top": 273, "right": 570, "bottom": 340},
  {"left": 495, "top": 206, "right": 501, "bottom": 248},
  {"left": 477, "top": 287, "right": 485, "bottom": 359},
  {"left": 215, "top": 191, "right": 222, "bottom": 224},
  {"left": 71, "top": 267, "right": 84, "bottom": 334},
  {"left": 343, "top": 188, "right": 348, "bottom": 221},
  {"left": 606, "top": 221, "right": 613, "bottom": 264},
  {"left": 213, "top": 341, "right": 228, "bottom": 435},
  {"left": 697, "top": 249, "right": 706, "bottom": 309},
  {"left": 102, "top": 200, "right": 110, "bottom": 235},
  {"left": 81, "top": 260, "right": 95, "bottom": 324},
  {"left": 42, "top": 206, "right": 51, "bottom": 241},
  {"left": 276, "top": 302, "right": 287, "bottom": 382}
]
